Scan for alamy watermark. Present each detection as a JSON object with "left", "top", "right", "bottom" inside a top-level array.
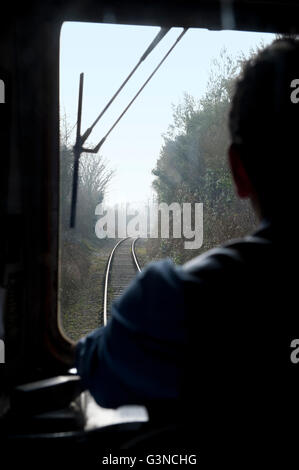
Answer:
[
  {"left": 0, "top": 79, "right": 5, "bottom": 104},
  {"left": 0, "top": 339, "right": 4, "bottom": 364},
  {"left": 290, "top": 339, "right": 299, "bottom": 364},
  {"left": 95, "top": 202, "right": 203, "bottom": 249},
  {"left": 290, "top": 79, "right": 299, "bottom": 103}
]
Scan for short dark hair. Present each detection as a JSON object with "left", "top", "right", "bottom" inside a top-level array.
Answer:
[{"left": 229, "top": 38, "right": 299, "bottom": 209}]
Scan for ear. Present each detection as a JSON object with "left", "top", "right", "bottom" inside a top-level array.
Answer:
[{"left": 228, "top": 143, "right": 253, "bottom": 198}]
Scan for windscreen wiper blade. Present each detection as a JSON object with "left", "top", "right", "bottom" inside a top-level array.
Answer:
[
  {"left": 81, "top": 27, "right": 170, "bottom": 143},
  {"left": 85, "top": 28, "right": 188, "bottom": 154}
]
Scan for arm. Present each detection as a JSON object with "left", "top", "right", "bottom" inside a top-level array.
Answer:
[{"left": 75, "top": 259, "right": 187, "bottom": 408}]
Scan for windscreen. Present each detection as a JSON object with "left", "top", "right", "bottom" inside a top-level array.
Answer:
[{"left": 59, "top": 22, "right": 275, "bottom": 341}]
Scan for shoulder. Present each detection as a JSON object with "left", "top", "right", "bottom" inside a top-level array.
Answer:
[
  {"left": 182, "top": 224, "right": 273, "bottom": 281},
  {"left": 119, "top": 224, "right": 273, "bottom": 297}
]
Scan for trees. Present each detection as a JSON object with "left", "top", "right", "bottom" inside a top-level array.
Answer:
[
  {"left": 60, "top": 144, "right": 114, "bottom": 239},
  {"left": 151, "top": 49, "right": 257, "bottom": 264},
  {"left": 59, "top": 122, "right": 114, "bottom": 334}
]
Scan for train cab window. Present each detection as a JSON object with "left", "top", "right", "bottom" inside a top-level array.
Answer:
[{"left": 59, "top": 22, "right": 275, "bottom": 341}]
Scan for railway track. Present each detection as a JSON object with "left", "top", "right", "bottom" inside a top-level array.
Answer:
[
  {"left": 84, "top": 237, "right": 146, "bottom": 429},
  {"left": 102, "top": 237, "right": 141, "bottom": 326}
]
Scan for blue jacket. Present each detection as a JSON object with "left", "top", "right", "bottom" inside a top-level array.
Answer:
[
  {"left": 76, "top": 220, "right": 299, "bottom": 435},
  {"left": 75, "top": 258, "right": 190, "bottom": 408}
]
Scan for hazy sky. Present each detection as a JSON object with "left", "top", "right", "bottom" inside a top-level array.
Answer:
[{"left": 60, "top": 22, "right": 275, "bottom": 205}]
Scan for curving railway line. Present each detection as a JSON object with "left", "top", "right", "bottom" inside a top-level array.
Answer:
[
  {"left": 83, "top": 237, "right": 146, "bottom": 429},
  {"left": 102, "top": 237, "right": 141, "bottom": 326}
]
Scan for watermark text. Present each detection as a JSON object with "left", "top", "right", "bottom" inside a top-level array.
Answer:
[
  {"left": 0, "top": 339, "right": 4, "bottom": 364},
  {"left": 0, "top": 79, "right": 5, "bottom": 104},
  {"left": 95, "top": 202, "right": 203, "bottom": 250}
]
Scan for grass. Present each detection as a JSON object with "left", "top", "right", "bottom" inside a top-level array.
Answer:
[{"left": 60, "top": 238, "right": 114, "bottom": 342}]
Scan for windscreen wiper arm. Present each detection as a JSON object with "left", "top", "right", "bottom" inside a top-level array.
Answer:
[
  {"left": 70, "top": 27, "right": 170, "bottom": 228},
  {"left": 85, "top": 28, "right": 188, "bottom": 154}
]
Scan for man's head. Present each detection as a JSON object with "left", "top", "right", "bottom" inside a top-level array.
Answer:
[{"left": 228, "top": 38, "right": 299, "bottom": 219}]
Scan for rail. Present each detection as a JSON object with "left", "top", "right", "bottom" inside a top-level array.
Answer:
[{"left": 102, "top": 237, "right": 141, "bottom": 326}]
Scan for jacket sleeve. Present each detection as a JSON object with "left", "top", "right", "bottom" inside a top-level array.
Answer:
[{"left": 75, "top": 259, "right": 187, "bottom": 408}]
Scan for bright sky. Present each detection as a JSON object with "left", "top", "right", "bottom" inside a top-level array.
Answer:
[{"left": 60, "top": 22, "right": 275, "bottom": 206}]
